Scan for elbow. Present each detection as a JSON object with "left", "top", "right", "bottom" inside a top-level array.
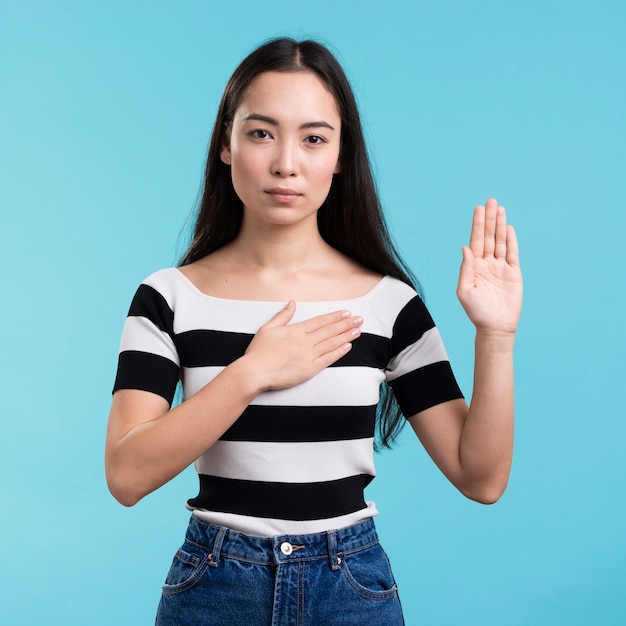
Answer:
[
  {"left": 467, "top": 489, "right": 505, "bottom": 505},
  {"left": 105, "top": 466, "right": 146, "bottom": 508},
  {"left": 460, "top": 477, "right": 509, "bottom": 505},
  {"left": 111, "top": 489, "right": 142, "bottom": 508},
  {"left": 105, "top": 442, "right": 154, "bottom": 507},
  {"left": 107, "top": 478, "right": 142, "bottom": 508}
]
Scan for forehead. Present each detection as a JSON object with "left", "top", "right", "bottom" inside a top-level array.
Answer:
[{"left": 235, "top": 71, "right": 341, "bottom": 123}]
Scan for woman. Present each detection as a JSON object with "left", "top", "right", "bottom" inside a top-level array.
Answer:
[{"left": 106, "top": 38, "right": 523, "bottom": 625}]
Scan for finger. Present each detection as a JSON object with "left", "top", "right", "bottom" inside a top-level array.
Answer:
[
  {"left": 494, "top": 205, "right": 508, "bottom": 259},
  {"left": 308, "top": 315, "right": 363, "bottom": 345},
  {"left": 262, "top": 300, "right": 296, "bottom": 328},
  {"left": 469, "top": 205, "right": 485, "bottom": 258},
  {"left": 314, "top": 341, "right": 353, "bottom": 369},
  {"left": 313, "top": 319, "right": 363, "bottom": 354},
  {"left": 456, "top": 246, "right": 475, "bottom": 295},
  {"left": 314, "top": 323, "right": 363, "bottom": 363},
  {"left": 482, "top": 198, "right": 498, "bottom": 257},
  {"left": 298, "top": 309, "right": 352, "bottom": 333},
  {"left": 505, "top": 224, "right": 520, "bottom": 267}
]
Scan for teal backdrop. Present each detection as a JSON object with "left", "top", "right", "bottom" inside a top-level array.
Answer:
[{"left": 1, "top": 1, "right": 624, "bottom": 624}]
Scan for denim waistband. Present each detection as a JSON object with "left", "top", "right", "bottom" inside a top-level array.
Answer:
[{"left": 186, "top": 515, "right": 379, "bottom": 569}]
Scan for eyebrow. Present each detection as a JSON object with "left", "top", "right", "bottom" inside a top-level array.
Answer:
[{"left": 243, "top": 113, "right": 336, "bottom": 131}]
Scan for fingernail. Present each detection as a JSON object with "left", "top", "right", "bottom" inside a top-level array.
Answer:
[
  {"left": 285, "top": 300, "right": 295, "bottom": 309},
  {"left": 341, "top": 310, "right": 351, "bottom": 318},
  {"left": 352, "top": 316, "right": 363, "bottom": 325}
]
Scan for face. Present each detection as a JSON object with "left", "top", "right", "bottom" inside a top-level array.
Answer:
[{"left": 221, "top": 71, "right": 342, "bottom": 229}]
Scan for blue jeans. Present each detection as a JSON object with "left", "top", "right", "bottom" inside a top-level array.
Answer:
[{"left": 155, "top": 516, "right": 404, "bottom": 625}]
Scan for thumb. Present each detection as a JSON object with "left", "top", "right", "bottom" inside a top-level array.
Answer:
[
  {"left": 263, "top": 300, "right": 296, "bottom": 328},
  {"left": 457, "top": 246, "right": 475, "bottom": 293}
]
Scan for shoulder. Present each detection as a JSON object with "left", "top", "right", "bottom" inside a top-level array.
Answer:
[
  {"left": 376, "top": 275, "right": 420, "bottom": 301},
  {"left": 136, "top": 267, "right": 200, "bottom": 307},
  {"left": 141, "top": 267, "right": 183, "bottom": 292},
  {"left": 370, "top": 276, "right": 425, "bottom": 318},
  {"left": 123, "top": 268, "right": 203, "bottom": 332},
  {"left": 362, "top": 276, "right": 436, "bottom": 343}
]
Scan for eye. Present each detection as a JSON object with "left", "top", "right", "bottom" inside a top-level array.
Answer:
[
  {"left": 249, "top": 129, "right": 272, "bottom": 140},
  {"left": 305, "top": 135, "right": 326, "bottom": 145}
]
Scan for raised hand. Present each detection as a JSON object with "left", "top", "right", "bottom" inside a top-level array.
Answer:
[
  {"left": 243, "top": 302, "right": 363, "bottom": 391},
  {"left": 456, "top": 199, "right": 523, "bottom": 335}
]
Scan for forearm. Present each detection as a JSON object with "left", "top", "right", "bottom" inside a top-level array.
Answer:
[
  {"left": 106, "top": 357, "right": 262, "bottom": 506},
  {"left": 459, "top": 330, "right": 515, "bottom": 502}
]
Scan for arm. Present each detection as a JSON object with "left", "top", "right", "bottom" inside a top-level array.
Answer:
[
  {"left": 408, "top": 199, "right": 523, "bottom": 503},
  {"left": 105, "top": 301, "right": 363, "bottom": 506}
]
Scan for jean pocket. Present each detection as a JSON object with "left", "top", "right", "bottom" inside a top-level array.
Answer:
[
  {"left": 340, "top": 542, "right": 399, "bottom": 600},
  {"left": 162, "top": 543, "right": 211, "bottom": 595}
]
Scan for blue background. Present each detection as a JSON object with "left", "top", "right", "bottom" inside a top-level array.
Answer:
[{"left": 1, "top": 1, "right": 624, "bottom": 624}]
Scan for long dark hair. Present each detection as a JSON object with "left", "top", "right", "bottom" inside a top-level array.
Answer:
[{"left": 180, "top": 37, "right": 421, "bottom": 448}]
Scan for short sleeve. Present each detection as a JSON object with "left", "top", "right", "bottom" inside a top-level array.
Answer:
[
  {"left": 385, "top": 295, "right": 463, "bottom": 417},
  {"left": 112, "top": 282, "right": 180, "bottom": 405}
]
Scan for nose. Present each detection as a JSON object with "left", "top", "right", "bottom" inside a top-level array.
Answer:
[{"left": 271, "top": 141, "right": 298, "bottom": 177}]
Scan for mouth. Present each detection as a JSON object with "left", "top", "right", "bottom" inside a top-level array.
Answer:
[{"left": 265, "top": 187, "right": 302, "bottom": 203}]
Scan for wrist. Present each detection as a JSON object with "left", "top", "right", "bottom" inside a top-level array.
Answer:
[
  {"left": 474, "top": 328, "right": 516, "bottom": 354},
  {"left": 228, "top": 354, "right": 268, "bottom": 397}
]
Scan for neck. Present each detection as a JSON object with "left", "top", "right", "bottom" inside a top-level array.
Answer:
[{"left": 229, "top": 217, "right": 332, "bottom": 270}]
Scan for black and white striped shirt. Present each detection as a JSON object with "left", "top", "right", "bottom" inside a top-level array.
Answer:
[{"left": 113, "top": 268, "right": 463, "bottom": 536}]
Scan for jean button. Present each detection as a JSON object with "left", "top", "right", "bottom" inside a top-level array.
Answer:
[{"left": 280, "top": 542, "right": 293, "bottom": 555}]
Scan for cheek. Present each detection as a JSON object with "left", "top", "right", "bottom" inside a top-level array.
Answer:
[
  {"left": 230, "top": 150, "right": 264, "bottom": 192},
  {"left": 309, "top": 160, "right": 339, "bottom": 192}
]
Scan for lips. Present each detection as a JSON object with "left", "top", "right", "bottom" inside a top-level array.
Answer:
[{"left": 265, "top": 187, "right": 302, "bottom": 203}]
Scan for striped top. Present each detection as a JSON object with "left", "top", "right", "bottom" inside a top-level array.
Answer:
[{"left": 113, "top": 268, "right": 463, "bottom": 536}]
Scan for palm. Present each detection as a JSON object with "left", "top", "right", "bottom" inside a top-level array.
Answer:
[{"left": 457, "top": 200, "right": 523, "bottom": 333}]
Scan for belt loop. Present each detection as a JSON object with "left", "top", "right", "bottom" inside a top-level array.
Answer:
[
  {"left": 326, "top": 530, "right": 341, "bottom": 570},
  {"left": 208, "top": 527, "right": 227, "bottom": 568}
]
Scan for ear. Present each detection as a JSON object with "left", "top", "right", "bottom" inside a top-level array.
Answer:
[
  {"left": 333, "top": 159, "right": 341, "bottom": 174},
  {"left": 220, "top": 144, "right": 231, "bottom": 165}
]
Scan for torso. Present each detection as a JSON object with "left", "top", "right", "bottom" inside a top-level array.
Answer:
[{"left": 114, "top": 267, "right": 463, "bottom": 536}]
